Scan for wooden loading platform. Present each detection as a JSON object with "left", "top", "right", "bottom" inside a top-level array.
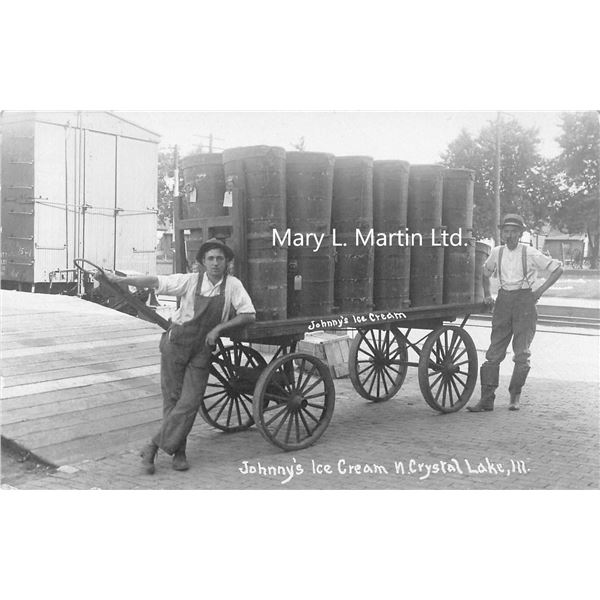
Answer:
[{"left": 1, "top": 290, "right": 164, "bottom": 466}]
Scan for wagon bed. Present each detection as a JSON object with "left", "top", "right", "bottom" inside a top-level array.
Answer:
[
  {"left": 207, "top": 302, "right": 489, "bottom": 450},
  {"left": 236, "top": 302, "right": 486, "bottom": 341}
]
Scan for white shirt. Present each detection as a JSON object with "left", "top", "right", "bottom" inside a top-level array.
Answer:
[
  {"left": 483, "top": 244, "right": 562, "bottom": 291},
  {"left": 156, "top": 273, "right": 255, "bottom": 325}
]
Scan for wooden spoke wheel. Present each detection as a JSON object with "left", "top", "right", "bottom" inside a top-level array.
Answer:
[
  {"left": 252, "top": 353, "right": 335, "bottom": 451},
  {"left": 417, "top": 326, "right": 478, "bottom": 413},
  {"left": 200, "top": 343, "right": 267, "bottom": 432},
  {"left": 349, "top": 327, "right": 409, "bottom": 402}
]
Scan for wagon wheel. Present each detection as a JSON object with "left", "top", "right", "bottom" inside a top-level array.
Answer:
[
  {"left": 349, "top": 327, "right": 409, "bottom": 402},
  {"left": 253, "top": 353, "right": 335, "bottom": 451},
  {"left": 200, "top": 343, "right": 267, "bottom": 432},
  {"left": 417, "top": 325, "right": 478, "bottom": 413}
]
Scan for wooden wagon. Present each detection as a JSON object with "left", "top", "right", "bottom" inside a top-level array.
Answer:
[
  {"left": 76, "top": 259, "right": 486, "bottom": 452},
  {"left": 208, "top": 304, "right": 485, "bottom": 451}
]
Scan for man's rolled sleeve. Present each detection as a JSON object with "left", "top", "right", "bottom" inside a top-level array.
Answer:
[
  {"left": 530, "top": 248, "right": 562, "bottom": 273},
  {"left": 230, "top": 279, "right": 256, "bottom": 314},
  {"left": 156, "top": 273, "right": 193, "bottom": 297}
]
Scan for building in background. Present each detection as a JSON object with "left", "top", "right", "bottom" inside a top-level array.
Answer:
[
  {"left": 543, "top": 230, "right": 588, "bottom": 267},
  {"left": 1, "top": 111, "right": 160, "bottom": 293}
]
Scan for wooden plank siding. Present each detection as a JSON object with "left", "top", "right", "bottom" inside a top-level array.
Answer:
[{"left": 1, "top": 290, "right": 164, "bottom": 466}]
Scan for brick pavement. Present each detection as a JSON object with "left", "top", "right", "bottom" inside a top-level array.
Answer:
[{"left": 2, "top": 369, "right": 598, "bottom": 490}]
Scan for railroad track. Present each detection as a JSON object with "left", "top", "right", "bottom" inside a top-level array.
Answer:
[{"left": 470, "top": 313, "right": 600, "bottom": 331}]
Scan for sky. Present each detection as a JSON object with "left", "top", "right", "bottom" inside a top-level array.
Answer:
[{"left": 121, "top": 111, "right": 565, "bottom": 164}]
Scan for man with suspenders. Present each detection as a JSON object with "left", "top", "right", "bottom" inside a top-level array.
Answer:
[{"left": 467, "top": 214, "right": 563, "bottom": 412}]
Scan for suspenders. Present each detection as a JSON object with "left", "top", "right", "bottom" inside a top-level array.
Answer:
[
  {"left": 193, "top": 273, "right": 228, "bottom": 315},
  {"left": 498, "top": 244, "right": 529, "bottom": 290}
]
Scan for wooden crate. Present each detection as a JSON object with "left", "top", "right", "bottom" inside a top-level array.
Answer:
[{"left": 297, "top": 333, "right": 351, "bottom": 379}]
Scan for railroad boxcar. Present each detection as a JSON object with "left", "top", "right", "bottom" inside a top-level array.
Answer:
[{"left": 1, "top": 111, "right": 160, "bottom": 294}]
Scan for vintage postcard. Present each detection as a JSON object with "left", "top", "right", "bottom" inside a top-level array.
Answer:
[{"left": 2, "top": 110, "right": 598, "bottom": 492}]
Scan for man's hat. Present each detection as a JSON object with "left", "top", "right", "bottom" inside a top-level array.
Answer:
[
  {"left": 500, "top": 213, "right": 526, "bottom": 230},
  {"left": 196, "top": 238, "right": 234, "bottom": 262}
]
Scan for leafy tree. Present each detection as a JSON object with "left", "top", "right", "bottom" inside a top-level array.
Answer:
[
  {"left": 157, "top": 148, "right": 183, "bottom": 229},
  {"left": 551, "top": 111, "right": 600, "bottom": 268},
  {"left": 441, "top": 129, "right": 491, "bottom": 237},
  {"left": 442, "top": 119, "right": 554, "bottom": 239}
]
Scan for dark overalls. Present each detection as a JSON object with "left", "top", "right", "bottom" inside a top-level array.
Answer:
[
  {"left": 152, "top": 274, "right": 227, "bottom": 455},
  {"left": 480, "top": 244, "right": 536, "bottom": 401}
]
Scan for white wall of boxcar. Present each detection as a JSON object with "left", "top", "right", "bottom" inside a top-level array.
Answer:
[
  {"left": 33, "top": 121, "right": 72, "bottom": 281},
  {"left": 83, "top": 130, "right": 117, "bottom": 270},
  {"left": 115, "top": 137, "right": 157, "bottom": 275},
  {"left": 30, "top": 117, "right": 158, "bottom": 281}
]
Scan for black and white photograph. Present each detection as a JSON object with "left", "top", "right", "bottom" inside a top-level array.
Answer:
[
  {"left": 2, "top": 110, "right": 598, "bottom": 491},
  {"left": 1, "top": 4, "right": 598, "bottom": 599}
]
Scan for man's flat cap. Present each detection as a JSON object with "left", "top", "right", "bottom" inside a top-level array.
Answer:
[{"left": 500, "top": 214, "right": 526, "bottom": 229}]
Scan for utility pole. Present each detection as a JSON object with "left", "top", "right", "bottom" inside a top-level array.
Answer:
[
  {"left": 595, "top": 111, "right": 600, "bottom": 268},
  {"left": 173, "top": 144, "right": 179, "bottom": 197},
  {"left": 193, "top": 134, "right": 225, "bottom": 153},
  {"left": 596, "top": 112, "right": 600, "bottom": 200},
  {"left": 494, "top": 112, "right": 502, "bottom": 245},
  {"left": 172, "top": 145, "right": 180, "bottom": 270}
]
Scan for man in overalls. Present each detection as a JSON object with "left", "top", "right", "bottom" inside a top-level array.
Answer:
[
  {"left": 467, "top": 214, "right": 563, "bottom": 412},
  {"left": 99, "top": 239, "right": 256, "bottom": 473}
]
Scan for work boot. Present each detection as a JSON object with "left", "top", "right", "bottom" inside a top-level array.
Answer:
[
  {"left": 140, "top": 442, "right": 158, "bottom": 475},
  {"left": 466, "top": 386, "right": 495, "bottom": 412},
  {"left": 508, "top": 364, "right": 529, "bottom": 412},
  {"left": 467, "top": 362, "right": 499, "bottom": 412},
  {"left": 172, "top": 442, "right": 189, "bottom": 471}
]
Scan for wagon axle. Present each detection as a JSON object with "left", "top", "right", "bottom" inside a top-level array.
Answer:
[
  {"left": 195, "top": 316, "right": 480, "bottom": 452},
  {"left": 287, "top": 392, "right": 308, "bottom": 410},
  {"left": 432, "top": 360, "right": 461, "bottom": 374}
]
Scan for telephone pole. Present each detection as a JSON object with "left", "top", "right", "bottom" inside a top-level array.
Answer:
[
  {"left": 494, "top": 112, "right": 502, "bottom": 245},
  {"left": 193, "top": 134, "right": 225, "bottom": 153},
  {"left": 173, "top": 144, "right": 179, "bottom": 197}
]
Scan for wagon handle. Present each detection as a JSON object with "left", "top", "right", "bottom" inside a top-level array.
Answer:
[
  {"left": 73, "top": 258, "right": 171, "bottom": 331},
  {"left": 73, "top": 258, "right": 105, "bottom": 276}
]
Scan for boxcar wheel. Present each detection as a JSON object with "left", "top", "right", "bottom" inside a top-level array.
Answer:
[
  {"left": 201, "top": 343, "right": 267, "bottom": 432},
  {"left": 253, "top": 353, "right": 335, "bottom": 451},
  {"left": 418, "top": 326, "right": 477, "bottom": 413},
  {"left": 349, "top": 328, "right": 409, "bottom": 402}
]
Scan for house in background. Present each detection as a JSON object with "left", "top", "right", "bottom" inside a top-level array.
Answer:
[{"left": 543, "top": 229, "right": 587, "bottom": 267}]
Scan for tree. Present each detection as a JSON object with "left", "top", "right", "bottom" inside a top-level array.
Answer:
[
  {"left": 441, "top": 129, "right": 491, "bottom": 237},
  {"left": 551, "top": 111, "right": 600, "bottom": 268},
  {"left": 442, "top": 119, "right": 554, "bottom": 239},
  {"left": 157, "top": 148, "right": 179, "bottom": 229}
]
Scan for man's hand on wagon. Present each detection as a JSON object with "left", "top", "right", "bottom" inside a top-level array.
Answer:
[{"left": 205, "top": 325, "right": 222, "bottom": 348}]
